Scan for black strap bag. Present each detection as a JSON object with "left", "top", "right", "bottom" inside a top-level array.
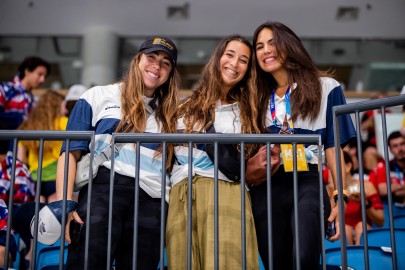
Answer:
[{"left": 205, "top": 122, "right": 242, "bottom": 182}]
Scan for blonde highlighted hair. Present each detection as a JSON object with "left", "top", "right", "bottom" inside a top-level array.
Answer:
[
  {"left": 179, "top": 35, "right": 260, "bottom": 158},
  {"left": 19, "top": 91, "right": 65, "bottom": 152},
  {"left": 116, "top": 52, "right": 180, "bottom": 168}
]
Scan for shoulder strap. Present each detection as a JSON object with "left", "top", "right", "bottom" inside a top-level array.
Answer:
[
  {"left": 205, "top": 111, "right": 216, "bottom": 134},
  {"left": 92, "top": 142, "right": 126, "bottom": 167}
]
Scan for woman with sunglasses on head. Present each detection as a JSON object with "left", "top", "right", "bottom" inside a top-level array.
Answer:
[
  {"left": 53, "top": 36, "right": 180, "bottom": 270},
  {"left": 247, "top": 21, "right": 356, "bottom": 270},
  {"left": 166, "top": 35, "right": 260, "bottom": 270}
]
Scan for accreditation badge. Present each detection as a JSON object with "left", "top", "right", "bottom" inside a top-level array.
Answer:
[{"left": 281, "top": 144, "right": 309, "bottom": 172}]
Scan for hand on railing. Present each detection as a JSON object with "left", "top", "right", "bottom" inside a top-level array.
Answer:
[{"left": 246, "top": 144, "right": 281, "bottom": 185}]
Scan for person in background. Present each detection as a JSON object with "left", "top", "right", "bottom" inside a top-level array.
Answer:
[
  {"left": 0, "top": 122, "right": 34, "bottom": 266},
  {"left": 373, "top": 131, "right": 405, "bottom": 205},
  {"left": 56, "top": 36, "right": 179, "bottom": 270},
  {"left": 0, "top": 56, "right": 50, "bottom": 129},
  {"left": 0, "top": 123, "right": 35, "bottom": 205},
  {"left": 343, "top": 151, "right": 384, "bottom": 245},
  {"left": 360, "top": 91, "right": 390, "bottom": 172},
  {"left": 360, "top": 92, "right": 388, "bottom": 148},
  {"left": 248, "top": 21, "right": 356, "bottom": 270},
  {"left": 343, "top": 140, "right": 374, "bottom": 182},
  {"left": 166, "top": 35, "right": 259, "bottom": 270},
  {"left": 0, "top": 199, "right": 17, "bottom": 267},
  {"left": 17, "top": 91, "right": 67, "bottom": 203},
  {"left": 64, "top": 84, "right": 88, "bottom": 117}
]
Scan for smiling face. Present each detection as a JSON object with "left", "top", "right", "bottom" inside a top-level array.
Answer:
[
  {"left": 255, "top": 27, "right": 285, "bottom": 75},
  {"left": 219, "top": 40, "right": 250, "bottom": 92},
  {"left": 138, "top": 50, "right": 173, "bottom": 97}
]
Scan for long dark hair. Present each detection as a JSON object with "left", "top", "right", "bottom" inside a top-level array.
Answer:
[
  {"left": 253, "top": 21, "right": 332, "bottom": 131},
  {"left": 19, "top": 91, "right": 65, "bottom": 153}
]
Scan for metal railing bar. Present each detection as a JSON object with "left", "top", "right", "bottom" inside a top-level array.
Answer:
[
  {"left": 159, "top": 142, "right": 167, "bottom": 270},
  {"left": 355, "top": 111, "right": 370, "bottom": 270},
  {"left": 187, "top": 142, "right": 193, "bottom": 270},
  {"left": 241, "top": 142, "right": 246, "bottom": 270},
  {"left": 332, "top": 110, "right": 348, "bottom": 270},
  {"left": 380, "top": 108, "right": 398, "bottom": 270},
  {"left": 59, "top": 140, "right": 69, "bottom": 270},
  {"left": 4, "top": 139, "right": 18, "bottom": 269},
  {"left": 106, "top": 138, "right": 115, "bottom": 270},
  {"left": 292, "top": 143, "right": 301, "bottom": 270},
  {"left": 84, "top": 136, "right": 95, "bottom": 270},
  {"left": 333, "top": 95, "right": 405, "bottom": 116},
  {"left": 0, "top": 130, "right": 94, "bottom": 141},
  {"left": 31, "top": 139, "right": 45, "bottom": 270},
  {"left": 112, "top": 133, "right": 320, "bottom": 145},
  {"left": 214, "top": 142, "right": 219, "bottom": 270},
  {"left": 133, "top": 141, "right": 141, "bottom": 270},
  {"left": 319, "top": 142, "right": 326, "bottom": 270},
  {"left": 266, "top": 142, "right": 274, "bottom": 270}
]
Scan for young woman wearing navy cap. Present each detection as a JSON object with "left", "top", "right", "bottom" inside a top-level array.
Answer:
[{"left": 55, "top": 36, "right": 180, "bottom": 269}]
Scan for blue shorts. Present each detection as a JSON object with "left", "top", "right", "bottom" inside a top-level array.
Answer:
[{"left": 39, "top": 181, "right": 56, "bottom": 198}]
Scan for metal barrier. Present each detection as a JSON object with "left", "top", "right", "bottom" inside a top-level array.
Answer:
[
  {"left": 2, "top": 130, "right": 372, "bottom": 270},
  {"left": 4, "top": 103, "right": 405, "bottom": 269},
  {"left": 1, "top": 96, "right": 403, "bottom": 270},
  {"left": 333, "top": 94, "right": 405, "bottom": 270},
  {"left": 112, "top": 133, "right": 322, "bottom": 270}
]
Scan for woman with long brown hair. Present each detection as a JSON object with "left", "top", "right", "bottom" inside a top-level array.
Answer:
[
  {"left": 247, "top": 21, "right": 356, "bottom": 269},
  {"left": 50, "top": 36, "right": 179, "bottom": 269},
  {"left": 18, "top": 90, "right": 67, "bottom": 203},
  {"left": 166, "top": 35, "right": 259, "bottom": 270}
]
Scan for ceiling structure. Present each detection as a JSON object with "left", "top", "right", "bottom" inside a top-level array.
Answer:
[{"left": 0, "top": 0, "right": 404, "bottom": 39}]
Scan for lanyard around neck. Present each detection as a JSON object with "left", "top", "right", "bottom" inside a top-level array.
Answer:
[{"left": 270, "top": 87, "right": 293, "bottom": 132}]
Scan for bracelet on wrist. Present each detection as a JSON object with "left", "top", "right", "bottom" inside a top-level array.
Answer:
[
  {"left": 332, "top": 189, "right": 348, "bottom": 197},
  {"left": 333, "top": 189, "right": 349, "bottom": 204}
]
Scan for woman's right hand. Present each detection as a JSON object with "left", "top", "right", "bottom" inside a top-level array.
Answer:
[{"left": 65, "top": 211, "right": 84, "bottom": 244}]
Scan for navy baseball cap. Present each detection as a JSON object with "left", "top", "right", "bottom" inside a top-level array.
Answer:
[{"left": 139, "top": 36, "right": 178, "bottom": 65}]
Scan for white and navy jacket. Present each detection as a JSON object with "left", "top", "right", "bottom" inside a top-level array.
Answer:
[
  {"left": 170, "top": 101, "right": 241, "bottom": 187},
  {"left": 60, "top": 83, "right": 170, "bottom": 201},
  {"left": 265, "top": 77, "right": 356, "bottom": 165}
]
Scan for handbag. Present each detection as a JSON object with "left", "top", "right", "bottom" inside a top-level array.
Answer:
[
  {"left": 205, "top": 121, "right": 242, "bottom": 182},
  {"left": 74, "top": 143, "right": 125, "bottom": 191}
]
